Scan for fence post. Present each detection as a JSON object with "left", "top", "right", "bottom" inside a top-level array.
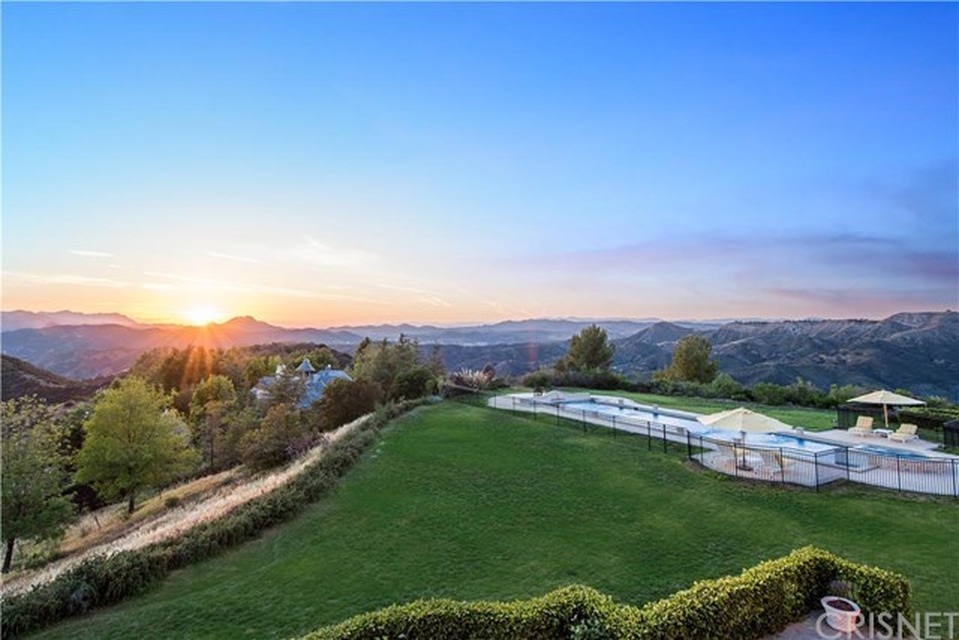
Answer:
[
  {"left": 686, "top": 431, "right": 692, "bottom": 460},
  {"left": 780, "top": 447, "right": 785, "bottom": 484},
  {"left": 662, "top": 424, "right": 667, "bottom": 453},
  {"left": 814, "top": 453, "right": 820, "bottom": 492},
  {"left": 896, "top": 456, "right": 902, "bottom": 493},
  {"left": 953, "top": 460, "right": 957, "bottom": 499},
  {"left": 647, "top": 421, "right": 652, "bottom": 451},
  {"left": 845, "top": 446, "right": 851, "bottom": 482}
]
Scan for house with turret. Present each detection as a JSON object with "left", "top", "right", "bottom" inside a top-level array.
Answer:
[{"left": 252, "top": 359, "right": 352, "bottom": 408}]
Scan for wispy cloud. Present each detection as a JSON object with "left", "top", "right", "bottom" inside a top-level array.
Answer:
[
  {"left": 208, "top": 251, "right": 264, "bottom": 264},
  {"left": 5, "top": 271, "right": 128, "bottom": 288},
  {"left": 285, "top": 237, "right": 378, "bottom": 269},
  {"left": 418, "top": 296, "right": 451, "bottom": 308},
  {"left": 140, "top": 271, "right": 387, "bottom": 304},
  {"left": 70, "top": 250, "right": 114, "bottom": 258}
]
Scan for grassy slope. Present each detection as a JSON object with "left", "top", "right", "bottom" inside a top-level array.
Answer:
[{"left": 35, "top": 403, "right": 958, "bottom": 639}]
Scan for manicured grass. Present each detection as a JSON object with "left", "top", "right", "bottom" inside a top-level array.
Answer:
[{"left": 35, "top": 403, "right": 959, "bottom": 639}]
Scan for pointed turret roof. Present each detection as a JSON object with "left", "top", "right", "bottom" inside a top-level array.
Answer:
[{"left": 295, "top": 359, "right": 316, "bottom": 373}]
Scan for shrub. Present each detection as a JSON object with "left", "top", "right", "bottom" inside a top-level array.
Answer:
[
  {"left": 301, "top": 546, "right": 911, "bottom": 640},
  {"left": 896, "top": 406, "right": 959, "bottom": 431},
  {"left": 751, "top": 382, "right": 788, "bottom": 406}
]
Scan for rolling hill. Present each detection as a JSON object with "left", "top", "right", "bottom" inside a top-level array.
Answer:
[
  {"left": 2, "top": 310, "right": 956, "bottom": 399},
  {"left": 0, "top": 355, "right": 112, "bottom": 404}
]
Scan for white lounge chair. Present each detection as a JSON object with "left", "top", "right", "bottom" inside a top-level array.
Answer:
[
  {"left": 848, "top": 416, "right": 874, "bottom": 437},
  {"left": 889, "top": 424, "right": 919, "bottom": 443},
  {"left": 758, "top": 449, "right": 784, "bottom": 477}
]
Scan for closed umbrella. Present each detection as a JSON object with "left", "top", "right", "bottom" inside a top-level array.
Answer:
[{"left": 848, "top": 390, "right": 925, "bottom": 429}]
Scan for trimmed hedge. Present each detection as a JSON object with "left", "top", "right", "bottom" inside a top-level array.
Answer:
[
  {"left": 303, "top": 547, "right": 911, "bottom": 640},
  {"left": 1, "top": 400, "right": 428, "bottom": 639},
  {"left": 897, "top": 407, "right": 959, "bottom": 432}
]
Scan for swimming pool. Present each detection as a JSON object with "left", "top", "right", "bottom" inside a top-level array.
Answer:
[{"left": 530, "top": 394, "right": 939, "bottom": 460}]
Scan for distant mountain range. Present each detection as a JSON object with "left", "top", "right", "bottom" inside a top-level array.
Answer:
[
  {"left": 2, "top": 309, "right": 957, "bottom": 399},
  {"left": 1, "top": 354, "right": 112, "bottom": 404}
]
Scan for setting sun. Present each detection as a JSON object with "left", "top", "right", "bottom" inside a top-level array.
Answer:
[{"left": 182, "top": 305, "right": 225, "bottom": 326}]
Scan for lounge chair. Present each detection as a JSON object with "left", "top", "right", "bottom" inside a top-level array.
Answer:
[
  {"left": 889, "top": 423, "right": 919, "bottom": 443},
  {"left": 711, "top": 442, "right": 739, "bottom": 471},
  {"left": 757, "top": 449, "right": 785, "bottom": 477},
  {"left": 848, "top": 416, "right": 874, "bottom": 437}
]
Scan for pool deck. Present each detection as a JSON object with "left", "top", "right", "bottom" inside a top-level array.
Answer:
[{"left": 799, "top": 428, "right": 943, "bottom": 455}]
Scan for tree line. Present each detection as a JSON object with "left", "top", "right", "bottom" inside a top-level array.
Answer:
[{"left": 1, "top": 336, "right": 445, "bottom": 575}]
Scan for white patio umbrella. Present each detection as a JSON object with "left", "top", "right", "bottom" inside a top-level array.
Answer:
[
  {"left": 698, "top": 407, "right": 794, "bottom": 434},
  {"left": 698, "top": 407, "right": 794, "bottom": 470},
  {"left": 848, "top": 390, "right": 925, "bottom": 429}
]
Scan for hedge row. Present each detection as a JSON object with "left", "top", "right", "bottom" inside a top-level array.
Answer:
[
  {"left": 1, "top": 400, "right": 427, "bottom": 639},
  {"left": 897, "top": 406, "right": 959, "bottom": 431},
  {"left": 303, "top": 546, "right": 911, "bottom": 640}
]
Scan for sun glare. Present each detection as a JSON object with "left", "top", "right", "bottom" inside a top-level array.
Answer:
[{"left": 183, "top": 305, "right": 223, "bottom": 326}]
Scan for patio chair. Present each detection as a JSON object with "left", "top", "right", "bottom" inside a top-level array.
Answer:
[
  {"left": 848, "top": 416, "right": 874, "bottom": 437},
  {"left": 757, "top": 449, "right": 784, "bottom": 477},
  {"left": 713, "top": 442, "right": 739, "bottom": 471},
  {"left": 889, "top": 423, "right": 919, "bottom": 443}
]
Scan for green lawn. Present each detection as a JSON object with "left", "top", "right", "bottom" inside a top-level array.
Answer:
[{"left": 35, "top": 402, "right": 959, "bottom": 639}]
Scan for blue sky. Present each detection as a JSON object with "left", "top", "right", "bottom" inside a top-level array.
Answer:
[{"left": 3, "top": 2, "right": 957, "bottom": 327}]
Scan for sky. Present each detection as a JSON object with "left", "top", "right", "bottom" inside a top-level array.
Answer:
[{"left": 3, "top": 2, "right": 957, "bottom": 328}]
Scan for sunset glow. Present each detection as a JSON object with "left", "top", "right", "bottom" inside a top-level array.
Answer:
[
  {"left": 3, "top": 3, "right": 956, "bottom": 326},
  {"left": 182, "top": 306, "right": 226, "bottom": 327}
]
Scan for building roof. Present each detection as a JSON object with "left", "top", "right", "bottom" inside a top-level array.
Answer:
[
  {"left": 296, "top": 359, "right": 317, "bottom": 373},
  {"left": 253, "top": 366, "right": 353, "bottom": 409}
]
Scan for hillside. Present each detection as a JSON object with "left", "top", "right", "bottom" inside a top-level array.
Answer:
[
  {"left": 0, "top": 355, "right": 111, "bottom": 403},
  {"left": 2, "top": 311, "right": 957, "bottom": 399}
]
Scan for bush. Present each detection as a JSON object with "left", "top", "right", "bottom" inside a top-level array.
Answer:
[
  {"left": 896, "top": 406, "right": 959, "bottom": 431},
  {"left": 751, "top": 382, "right": 788, "bottom": 406},
  {"left": 317, "top": 380, "right": 381, "bottom": 432},
  {"left": 301, "top": 546, "right": 911, "bottom": 640}
]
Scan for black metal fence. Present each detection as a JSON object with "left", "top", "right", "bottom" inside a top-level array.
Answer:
[{"left": 470, "top": 392, "right": 959, "bottom": 499}]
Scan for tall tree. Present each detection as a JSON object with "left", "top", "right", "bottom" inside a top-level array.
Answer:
[
  {"left": 75, "top": 378, "right": 199, "bottom": 513},
  {"left": 1, "top": 397, "right": 74, "bottom": 573},
  {"left": 565, "top": 324, "right": 615, "bottom": 372},
  {"left": 189, "top": 375, "right": 237, "bottom": 470},
  {"left": 659, "top": 335, "right": 718, "bottom": 383}
]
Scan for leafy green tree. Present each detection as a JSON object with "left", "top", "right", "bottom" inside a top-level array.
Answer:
[
  {"left": 240, "top": 403, "right": 309, "bottom": 470},
  {"left": 350, "top": 334, "right": 420, "bottom": 397},
  {"left": 189, "top": 375, "right": 237, "bottom": 470},
  {"left": 751, "top": 382, "right": 787, "bottom": 406},
  {"left": 657, "top": 335, "right": 718, "bottom": 383},
  {"left": 317, "top": 379, "right": 381, "bottom": 431},
  {"left": 708, "top": 373, "right": 747, "bottom": 400},
  {"left": 75, "top": 378, "right": 199, "bottom": 513},
  {"left": 1, "top": 397, "right": 74, "bottom": 573},
  {"left": 565, "top": 324, "right": 615, "bottom": 372},
  {"left": 390, "top": 366, "right": 436, "bottom": 401}
]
